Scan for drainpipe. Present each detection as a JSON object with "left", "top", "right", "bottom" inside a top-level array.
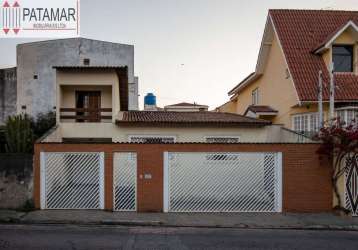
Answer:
[
  {"left": 318, "top": 70, "right": 323, "bottom": 128},
  {"left": 329, "top": 62, "right": 335, "bottom": 121}
]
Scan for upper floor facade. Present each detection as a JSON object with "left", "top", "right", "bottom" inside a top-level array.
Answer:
[
  {"left": 218, "top": 10, "right": 358, "bottom": 135},
  {"left": 16, "top": 38, "right": 139, "bottom": 120}
]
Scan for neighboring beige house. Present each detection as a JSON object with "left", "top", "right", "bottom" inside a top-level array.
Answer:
[
  {"left": 164, "top": 102, "right": 209, "bottom": 112},
  {"left": 41, "top": 65, "right": 310, "bottom": 144},
  {"left": 218, "top": 10, "right": 358, "bottom": 135}
]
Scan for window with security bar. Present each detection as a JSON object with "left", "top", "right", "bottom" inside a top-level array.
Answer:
[{"left": 129, "top": 136, "right": 175, "bottom": 143}]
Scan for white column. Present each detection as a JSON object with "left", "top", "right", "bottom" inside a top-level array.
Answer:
[{"left": 163, "top": 152, "right": 169, "bottom": 212}]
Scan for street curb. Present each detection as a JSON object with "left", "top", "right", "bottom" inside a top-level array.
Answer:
[{"left": 1, "top": 219, "right": 358, "bottom": 231}]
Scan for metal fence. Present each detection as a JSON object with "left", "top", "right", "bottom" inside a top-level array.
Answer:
[
  {"left": 345, "top": 155, "right": 358, "bottom": 216},
  {"left": 40, "top": 152, "right": 104, "bottom": 209},
  {"left": 113, "top": 152, "right": 137, "bottom": 211},
  {"left": 164, "top": 152, "right": 282, "bottom": 212}
]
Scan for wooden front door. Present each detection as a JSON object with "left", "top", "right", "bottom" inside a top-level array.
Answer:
[{"left": 76, "top": 91, "right": 101, "bottom": 122}]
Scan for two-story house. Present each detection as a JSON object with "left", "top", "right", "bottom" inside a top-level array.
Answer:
[
  {"left": 41, "top": 64, "right": 310, "bottom": 144},
  {"left": 0, "top": 38, "right": 140, "bottom": 125},
  {"left": 217, "top": 10, "right": 358, "bottom": 135}
]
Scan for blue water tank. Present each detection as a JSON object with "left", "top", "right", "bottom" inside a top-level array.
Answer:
[{"left": 144, "top": 93, "right": 156, "bottom": 106}]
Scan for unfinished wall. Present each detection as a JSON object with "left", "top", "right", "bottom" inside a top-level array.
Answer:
[
  {"left": 0, "top": 154, "right": 33, "bottom": 209},
  {"left": 0, "top": 67, "right": 17, "bottom": 125},
  {"left": 17, "top": 38, "right": 137, "bottom": 119}
]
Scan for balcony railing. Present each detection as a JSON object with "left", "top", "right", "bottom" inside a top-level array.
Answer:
[{"left": 60, "top": 108, "right": 112, "bottom": 122}]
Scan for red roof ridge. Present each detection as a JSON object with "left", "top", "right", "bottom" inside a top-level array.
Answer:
[
  {"left": 165, "top": 102, "right": 208, "bottom": 107},
  {"left": 269, "top": 9, "right": 358, "bottom": 13}
]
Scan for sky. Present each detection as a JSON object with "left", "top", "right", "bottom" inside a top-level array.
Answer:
[{"left": 0, "top": 0, "right": 356, "bottom": 110}]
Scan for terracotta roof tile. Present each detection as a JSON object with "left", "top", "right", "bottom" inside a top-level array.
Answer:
[
  {"left": 246, "top": 105, "right": 278, "bottom": 113},
  {"left": 269, "top": 9, "right": 358, "bottom": 101},
  {"left": 116, "top": 111, "right": 271, "bottom": 126},
  {"left": 165, "top": 102, "right": 208, "bottom": 107}
]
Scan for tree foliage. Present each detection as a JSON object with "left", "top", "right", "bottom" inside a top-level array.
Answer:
[
  {"left": 32, "top": 111, "right": 56, "bottom": 138},
  {"left": 4, "top": 111, "right": 56, "bottom": 154},
  {"left": 5, "top": 114, "right": 34, "bottom": 153},
  {"left": 315, "top": 118, "right": 358, "bottom": 209}
]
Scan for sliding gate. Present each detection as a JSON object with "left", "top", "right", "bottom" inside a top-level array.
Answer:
[
  {"left": 40, "top": 152, "right": 104, "bottom": 209},
  {"left": 164, "top": 152, "right": 282, "bottom": 212}
]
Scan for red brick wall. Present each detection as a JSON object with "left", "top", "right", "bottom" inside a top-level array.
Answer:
[{"left": 34, "top": 143, "right": 332, "bottom": 212}]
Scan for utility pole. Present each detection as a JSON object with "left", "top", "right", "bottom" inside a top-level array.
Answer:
[
  {"left": 318, "top": 70, "right": 323, "bottom": 128},
  {"left": 329, "top": 62, "right": 335, "bottom": 121}
]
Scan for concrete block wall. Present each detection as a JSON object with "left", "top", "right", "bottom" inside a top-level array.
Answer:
[
  {"left": 0, "top": 67, "right": 17, "bottom": 125},
  {"left": 0, "top": 154, "right": 33, "bottom": 209},
  {"left": 34, "top": 143, "right": 332, "bottom": 213}
]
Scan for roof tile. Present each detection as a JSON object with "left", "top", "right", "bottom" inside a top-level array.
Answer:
[
  {"left": 116, "top": 111, "right": 271, "bottom": 126},
  {"left": 269, "top": 9, "right": 358, "bottom": 101}
]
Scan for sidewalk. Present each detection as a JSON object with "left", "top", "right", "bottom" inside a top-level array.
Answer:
[{"left": 1, "top": 210, "right": 357, "bottom": 230}]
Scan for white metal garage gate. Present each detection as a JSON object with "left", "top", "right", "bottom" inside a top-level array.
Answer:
[
  {"left": 163, "top": 152, "right": 282, "bottom": 212},
  {"left": 40, "top": 152, "right": 105, "bottom": 209}
]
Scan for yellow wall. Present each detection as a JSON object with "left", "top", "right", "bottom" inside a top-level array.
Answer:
[
  {"left": 56, "top": 70, "right": 120, "bottom": 123},
  {"left": 322, "top": 29, "right": 358, "bottom": 73},
  {"left": 231, "top": 26, "right": 358, "bottom": 129},
  {"left": 233, "top": 33, "right": 299, "bottom": 127},
  {"left": 216, "top": 100, "right": 237, "bottom": 113}
]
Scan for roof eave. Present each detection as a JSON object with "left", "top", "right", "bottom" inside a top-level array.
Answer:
[
  {"left": 312, "top": 20, "right": 358, "bottom": 54},
  {"left": 115, "top": 120, "right": 270, "bottom": 127},
  {"left": 268, "top": 12, "right": 302, "bottom": 106},
  {"left": 228, "top": 73, "right": 260, "bottom": 96}
]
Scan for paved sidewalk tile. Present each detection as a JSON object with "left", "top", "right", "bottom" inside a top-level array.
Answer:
[{"left": 1, "top": 209, "right": 357, "bottom": 230}]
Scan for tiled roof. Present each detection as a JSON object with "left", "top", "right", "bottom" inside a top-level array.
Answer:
[
  {"left": 116, "top": 111, "right": 271, "bottom": 126},
  {"left": 269, "top": 9, "right": 358, "bottom": 101},
  {"left": 245, "top": 105, "right": 278, "bottom": 114},
  {"left": 53, "top": 66, "right": 126, "bottom": 70},
  {"left": 165, "top": 102, "right": 208, "bottom": 107}
]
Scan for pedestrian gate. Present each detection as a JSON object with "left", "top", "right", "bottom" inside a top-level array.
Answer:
[
  {"left": 164, "top": 152, "right": 282, "bottom": 212},
  {"left": 40, "top": 152, "right": 104, "bottom": 209},
  {"left": 345, "top": 155, "right": 358, "bottom": 216},
  {"left": 113, "top": 152, "right": 137, "bottom": 211}
]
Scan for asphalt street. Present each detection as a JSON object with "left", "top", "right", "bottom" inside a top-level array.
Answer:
[{"left": 0, "top": 224, "right": 357, "bottom": 250}]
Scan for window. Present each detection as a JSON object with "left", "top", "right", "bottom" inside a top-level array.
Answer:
[
  {"left": 332, "top": 45, "right": 354, "bottom": 72},
  {"left": 252, "top": 88, "right": 259, "bottom": 105},
  {"left": 336, "top": 109, "right": 358, "bottom": 124},
  {"left": 292, "top": 113, "right": 319, "bottom": 132},
  {"left": 83, "top": 58, "right": 90, "bottom": 65},
  {"left": 129, "top": 135, "right": 175, "bottom": 143},
  {"left": 75, "top": 91, "right": 101, "bottom": 122},
  {"left": 205, "top": 136, "right": 240, "bottom": 143}
]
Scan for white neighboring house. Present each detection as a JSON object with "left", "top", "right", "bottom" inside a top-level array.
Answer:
[{"left": 164, "top": 102, "right": 209, "bottom": 112}]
